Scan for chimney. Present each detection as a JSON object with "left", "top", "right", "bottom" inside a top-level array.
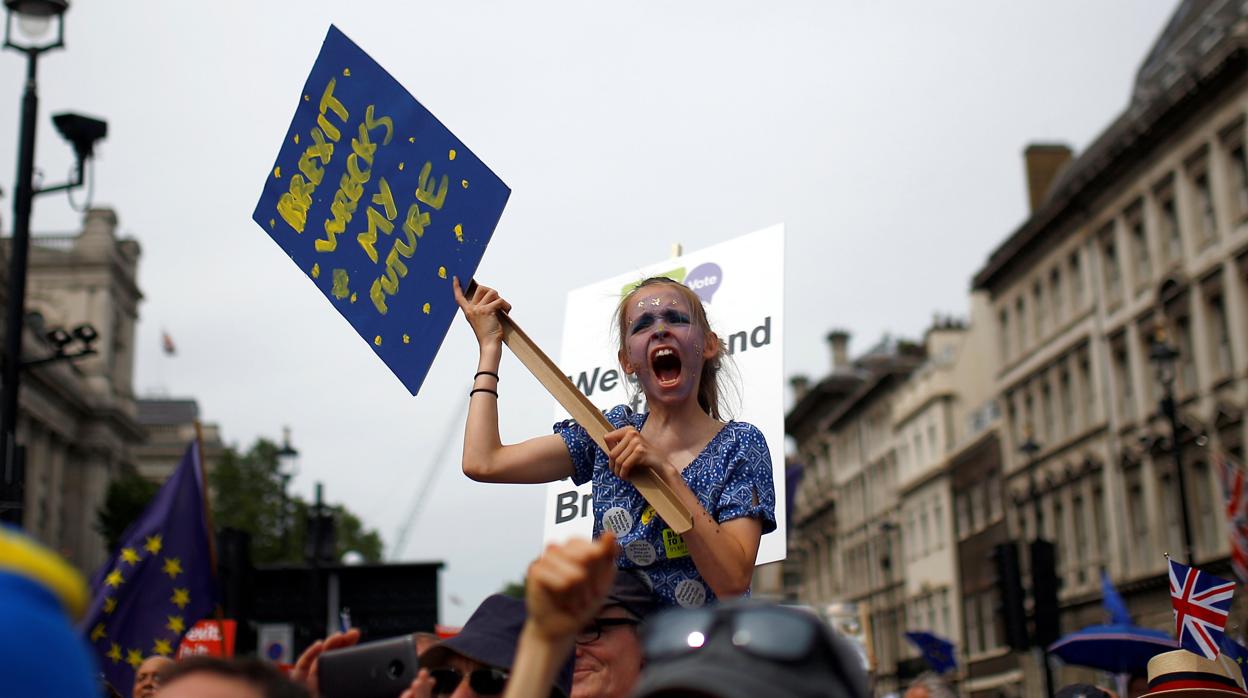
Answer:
[
  {"left": 1023, "top": 144, "right": 1073, "bottom": 212},
  {"left": 826, "top": 330, "right": 850, "bottom": 371},
  {"left": 789, "top": 375, "right": 811, "bottom": 399}
]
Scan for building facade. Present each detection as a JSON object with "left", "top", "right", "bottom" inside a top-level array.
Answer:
[
  {"left": 971, "top": 1, "right": 1248, "bottom": 693},
  {"left": 7, "top": 208, "right": 145, "bottom": 572}
]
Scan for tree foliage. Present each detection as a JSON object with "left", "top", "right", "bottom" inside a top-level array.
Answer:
[
  {"left": 95, "top": 438, "right": 384, "bottom": 565},
  {"left": 95, "top": 467, "right": 160, "bottom": 552}
]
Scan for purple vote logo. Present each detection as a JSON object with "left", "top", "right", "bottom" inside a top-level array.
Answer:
[{"left": 684, "top": 263, "right": 722, "bottom": 303}]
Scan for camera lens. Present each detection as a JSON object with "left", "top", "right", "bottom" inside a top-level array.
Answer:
[{"left": 387, "top": 660, "right": 405, "bottom": 679}]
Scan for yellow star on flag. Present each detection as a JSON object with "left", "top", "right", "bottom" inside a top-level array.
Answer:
[
  {"left": 90, "top": 622, "right": 106, "bottom": 642},
  {"left": 103, "top": 596, "right": 117, "bottom": 614},
  {"left": 171, "top": 588, "right": 190, "bottom": 609},
  {"left": 120, "top": 548, "right": 140, "bottom": 565},
  {"left": 162, "top": 557, "right": 183, "bottom": 579},
  {"left": 144, "top": 534, "right": 163, "bottom": 555},
  {"left": 106, "top": 643, "right": 122, "bottom": 663},
  {"left": 166, "top": 615, "right": 185, "bottom": 634},
  {"left": 104, "top": 569, "right": 124, "bottom": 588},
  {"left": 153, "top": 638, "right": 173, "bottom": 657},
  {"left": 126, "top": 648, "right": 144, "bottom": 669}
]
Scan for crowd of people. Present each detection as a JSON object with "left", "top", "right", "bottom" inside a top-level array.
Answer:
[{"left": 5, "top": 275, "right": 1245, "bottom": 697}]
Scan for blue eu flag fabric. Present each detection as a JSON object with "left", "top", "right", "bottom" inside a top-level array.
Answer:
[
  {"left": 904, "top": 631, "right": 957, "bottom": 674},
  {"left": 1221, "top": 636, "right": 1248, "bottom": 687},
  {"left": 1101, "top": 568, "right": 1133, "bottom": 625},
  {"left": 80, "top": 442, "right": 217, "bottom": 691}
]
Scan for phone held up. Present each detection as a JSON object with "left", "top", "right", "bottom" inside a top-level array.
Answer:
[{"left": 318, "top": 634, "right": 420, "bottom": 698}]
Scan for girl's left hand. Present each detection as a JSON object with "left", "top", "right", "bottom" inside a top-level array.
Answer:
[{"left": 605, "top": 428, "right": 672, "bottom": 481}]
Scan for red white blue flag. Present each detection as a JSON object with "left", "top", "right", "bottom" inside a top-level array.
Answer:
[
  {"left": 1169, "top": 558, "right": 1236, "bottom": 660},
  {"left": 1215, "top": 450, "right": 1248, "bottom": 583}
]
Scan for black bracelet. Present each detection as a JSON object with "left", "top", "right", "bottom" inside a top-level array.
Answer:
[
  {"left": 469, "top": 387, "right": 499, "bottom": 398},
  {"left": 474, "top": 370, "right": 500, "bottom": 382}
]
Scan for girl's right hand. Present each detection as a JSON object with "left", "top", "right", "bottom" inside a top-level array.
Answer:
[{"left": 453, "top": 277, "right": 512, "bottom": 350}]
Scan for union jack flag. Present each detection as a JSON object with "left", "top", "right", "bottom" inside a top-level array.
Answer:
[
  {"left": 1169, "top": 558, "right": 1236, "bottom": 660},
  {"left": 1215, "top": 450, "right": 1248, "bottom": 583}
]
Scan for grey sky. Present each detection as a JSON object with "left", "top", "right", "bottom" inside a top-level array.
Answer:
[{"left": 0, "top": 1, "right": 1176, "bottom": 624}]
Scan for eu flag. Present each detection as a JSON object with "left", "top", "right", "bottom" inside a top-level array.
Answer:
[
  {"left": 80, "top": 442, "right": 217, "bottom": 691},
  {"left": 904, "top": 631, "right": 957, "bottom": 674},
  {"left": 1221, "top": 636, "right": 1248, "bottom": 687}
]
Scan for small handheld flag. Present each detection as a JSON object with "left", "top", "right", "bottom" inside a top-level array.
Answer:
[
  {"left": 1169, "top": 557, "right": 1236, "bottom": 660},
  {"left": 80, "top": 442, "right": 217, "bottom": 690},
  {"left": 1101, "top": 568, "right": 1133, "bottom": 625},
  {"left": 904, "top": 631, "right": 957, "bottom": 674}
]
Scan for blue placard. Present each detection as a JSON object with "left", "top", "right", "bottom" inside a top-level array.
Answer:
[{"left": 253, "top": 25, "right": 510, "bottom": 395}]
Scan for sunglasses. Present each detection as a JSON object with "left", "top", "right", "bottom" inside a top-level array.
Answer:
[
  {"left": 429, "top": 667, "right": 508, "bottom": 696},
  {"left": 576, "top": 617, "right": 640, "bottom": 645},
  {"left": 642, "top": 605, "right": 825, "bottom": 663}
]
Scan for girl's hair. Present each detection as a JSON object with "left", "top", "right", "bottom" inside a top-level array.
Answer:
[{"left": 613, "top": 276, "right": 730, "bottom": 420}]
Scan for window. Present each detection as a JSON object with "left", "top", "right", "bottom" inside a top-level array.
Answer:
[
  {"left": 1177, "top": 316, "right": 1197, "bottom": 393},
  {"left": 1158, "top": 183, "right": 1183, "bottom": 262},
  {"left": 933, "top": 498, "right": 944, "bottom": 549},
  {"left": 1059, "top": 369, "right": 1073, "bottom": 436},
  {"left": 1113, "top": 344, "right": 1134, "bottom": 419},
  {"left": 1228, "top": 139, "right": 1248, "bottom": 218},
  {"left": 1192, "top": 460, "right": 1217, "bottom": 555},
  {"left": 1034, "top": 281, "right": 1046, "bottom": 338},
  {"left": 980, "top": 593, "right": 998, "bottom": 650},
  {"left": 970, "top": 484, "right": 985, "bottom": 533},
  {"left": 1053, "top": 498, "right": 1066, "bottom": 571},
  {"left": 1128, "top": 202, "right": 1150, "bottom": 286},
  {"left": 1191, "top": 164, "right": 1219, "bottom": 247},
  {"left": 1073, "top": 493, "right": 1088, "bottom": 585},
  {"left": 1069, "top": 251, "right": 1084, "bottom": 307},
  {"left": 1050, "top": 268, "right": 1064, "bottom": 325},
  {"left": 987, "top": 472, "right": 1002, "bottom": 522},
  {"left": 1160, "top": 473, "right": 1183, "bottom": 554},
  {"left": 1016, "top": 297, "right": 1027, "bottom": 350},
  {"left": 999, "top": 309, "right": 1011, "bottom": 361},
  {"left": 956, "top": 492, "right": 970, "bottom": 539},
  {"left": 1080, "top": 355, "right": 1096, "bottom": 424},
  {"left": 1128, "top": 479, "right": 1149, "bottom": 568},
  {"left": 1041, "top": 381, "right": 1055, "bottom": 441},
  {"left": 1092, "top": 485, "right": 1108, "bottom": 560},
  {"left": 1209, "top": 295, "right": 1233, "bottom": 378},
  {"left": 966, "top": 595, "right": 982, "bottom": 655},
  {"left": 940, "top": 590, "right": 951, "bottom": 637},
  {"left": 920, "top": 507, "right": 930, "bottom": 556},
  {"left": 1102, "top": 226, "right": 1122, "bottom": 303}
]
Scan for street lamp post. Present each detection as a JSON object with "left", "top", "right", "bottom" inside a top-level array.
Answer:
[
  {"left": 1149, "top": 327, "right": 1196, "bottom": 565},
  {"left": 1, "top": 0, "right": 106, "bottom": 526},
  {"left": 276, "top": 427, "right": 299, "bottom": 558}
]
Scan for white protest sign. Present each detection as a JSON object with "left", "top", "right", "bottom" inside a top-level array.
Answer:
[{"left": 541, "top": 224, "right": 787, "bottom": 564}]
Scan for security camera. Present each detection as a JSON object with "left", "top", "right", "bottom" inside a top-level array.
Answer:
[{"left": 51, "top": 112, "right": 107, "bottom": 161}]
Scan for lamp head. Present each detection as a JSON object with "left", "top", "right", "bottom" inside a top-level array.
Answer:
[
  {"left": 71, "top": 323, "right": 97, "bottom": 346},
  {"left": 4, "top": 0, "right": 67, "bottom": 52},
  {"left": 52, "top": 112, "right": 106, "bottom": 161},
  {"left": 44, "top": 327, "right": 71, "bottom": 350}
]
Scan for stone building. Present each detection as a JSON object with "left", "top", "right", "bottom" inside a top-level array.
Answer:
[
  {"left": 970, "top": 0, "right": 1248, "bottom": 693},
  {"left": 133, "top": 397, "right": 225, "bottom": 482},
  {"left": 787, "top": 332, "right": 923, "bottom": 693},
  {"left": 5, "top": 208, "right": 145, "bottom": 572}
]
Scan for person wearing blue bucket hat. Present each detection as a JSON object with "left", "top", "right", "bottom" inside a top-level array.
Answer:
[{"left": 0, "top": 524, "right": 101, "bottom": 695}]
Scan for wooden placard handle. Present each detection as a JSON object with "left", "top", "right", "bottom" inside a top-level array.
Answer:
[{"left": 466, "top": 281, "right": 693, "bottom": 534}]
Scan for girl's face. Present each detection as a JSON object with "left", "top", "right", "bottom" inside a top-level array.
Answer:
[{"left": 619, "top": 285, "right": 714, "bottom": 408}]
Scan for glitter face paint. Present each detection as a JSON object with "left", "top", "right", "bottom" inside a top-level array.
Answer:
[{"left": 620, "top": 286, "right": 710, "bottom": 409}]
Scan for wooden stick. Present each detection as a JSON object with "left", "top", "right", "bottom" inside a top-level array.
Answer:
[{"left": 470, "top": 282, "right": 693, "bottom": 533}]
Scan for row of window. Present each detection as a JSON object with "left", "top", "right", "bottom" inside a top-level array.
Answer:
[
  {"left": 1004, "top": 347, "right": 1097, "bottom": 450},
  {"left": 903, "top": 492, "right": 947, "bottom": 562},
  {"left": 906, "top": 588, "right": 953, "bottom": 641},
  {"left": 999, "top": 115, "right": 1248, "bottom": 363},
  {"left": 954, "top": 473, "right": 1003, "bottom": 540}
]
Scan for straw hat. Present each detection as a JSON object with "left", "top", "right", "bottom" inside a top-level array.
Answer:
[{"left": 1147, "top": 650, "right": 1248, "bottom": 697}]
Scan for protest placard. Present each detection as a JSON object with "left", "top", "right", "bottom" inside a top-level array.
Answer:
[
  {"left": 253, "top": 26, "right": 510, "bottom": 395},
  {"left": 541, "top": 225, "right": 788, "bottom": 564}
]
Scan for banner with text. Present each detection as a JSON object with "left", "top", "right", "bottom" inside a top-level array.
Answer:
[
  {"left": 541, "top": 225, "right": 787, "bottom": 564},
  {"left": 253, "top": 25, "right": 510, "bottom": 395}
]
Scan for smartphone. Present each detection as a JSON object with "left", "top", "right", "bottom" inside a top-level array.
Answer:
[{"left": 318, "top": 634, "right": 419, "bottom": 698}]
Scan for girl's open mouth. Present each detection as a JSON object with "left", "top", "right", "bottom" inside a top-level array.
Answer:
[{"left": 651, "top": 347, "right": 683, "bottom": 387}]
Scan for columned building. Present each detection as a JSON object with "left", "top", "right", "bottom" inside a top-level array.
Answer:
[
  {"left": 971, "top": 1, "right": 1248, "bottom": 693},
  {"left": 787, "top": 332, "right": 923, "bottom": 694},
  {"left": 4, "top": 208, "right": 145, "bottom": 572}
]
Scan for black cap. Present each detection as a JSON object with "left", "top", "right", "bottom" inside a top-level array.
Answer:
[
  {"left": 419, "top": 595, "right": 572, "bottom": 698},
  {"left": 603, "top": 569, "right": 658, "bottom": 620}
]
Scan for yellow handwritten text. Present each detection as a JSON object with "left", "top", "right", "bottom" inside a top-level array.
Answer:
[
  {"left": 316, "top": 105, "right": 395, "bottom": 254},
  {"left": 277, "top": 79, "right": 349, "bottom": 233}
]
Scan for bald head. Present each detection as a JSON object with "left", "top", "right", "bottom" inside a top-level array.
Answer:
[{"left": 133, "top": 656, "right": 174, "bottom": 698}]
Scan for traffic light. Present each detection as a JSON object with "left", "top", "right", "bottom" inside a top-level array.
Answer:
[
  {"left": 1030, "top": 538, "right": 1061, "bottom": 647},
  {"left": 991, "top": 541, "right": 1029, "bottom": 651}
]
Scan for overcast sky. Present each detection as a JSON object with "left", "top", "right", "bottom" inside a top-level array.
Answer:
[{"left": 0, "top": 1, "right": 1177, "bottom": 624}]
